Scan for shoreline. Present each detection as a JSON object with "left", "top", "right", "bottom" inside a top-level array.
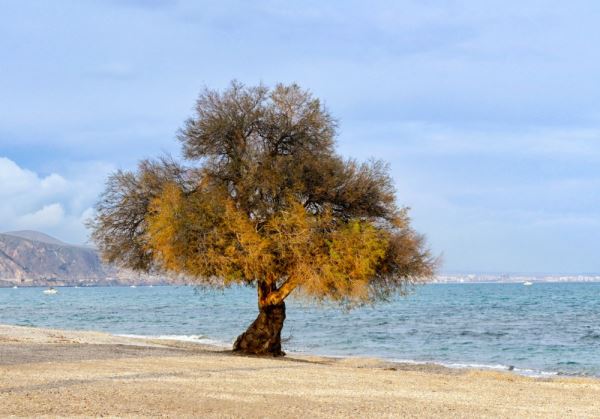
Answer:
[
  {"left": 2, "top": 324, "right": 600, "bottom": 417},
  {"left": 114, "top": 333, "right": 572, "bottom": 379},
  {"left": 0, "top": 324, "right": 487, "bottom": 376},
  {"left": 9, "top": 325, "right": 569, "bottom": 379},
  {"left": 2, "top": 323, "right": 590, "bottom": 380}
]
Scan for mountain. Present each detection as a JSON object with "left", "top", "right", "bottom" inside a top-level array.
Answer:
[
  {"left": 3, "top": 230, "right": 67, "bottom": 246},
  {"left": 0, "top": 231, "right": 171, "bottom": 287}
]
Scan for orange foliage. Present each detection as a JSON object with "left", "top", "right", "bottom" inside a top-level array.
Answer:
[{"left": 92, "top": 82, "right": 436, "bottom": 309}]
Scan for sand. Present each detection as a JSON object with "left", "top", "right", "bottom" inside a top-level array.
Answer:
[{"left": 1, "top": 324, "right": 599, "bottom": 418}]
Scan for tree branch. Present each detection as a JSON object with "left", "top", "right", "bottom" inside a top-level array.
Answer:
[{"left": 264, "top": 277, "right": 298, "bottom": 306}]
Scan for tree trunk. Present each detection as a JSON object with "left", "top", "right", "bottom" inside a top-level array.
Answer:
[
  {"left": 233, "top": 301, "right": 286, "bottom": 356},
  {"left": 233, "top": 279, "right": 290, "bottom": 356}
]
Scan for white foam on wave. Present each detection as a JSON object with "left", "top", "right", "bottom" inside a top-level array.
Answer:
[
  {"left": 114, "top": 334, "right": 562, "bottom": 377},
  {"left": 283, "top": 348, "right": 562, "bottom": 378},
  {"left": 116, "top": 333, "right": 231, "bottom": 348},
  {"left": 389, "top": 358, "right": 559, "bottom": 377},
  {"left": 274, "top": 348, "right": 562, "bottom": 378},
  {"left": 512, "top": 367, "right": 559, "bottom": 377}
]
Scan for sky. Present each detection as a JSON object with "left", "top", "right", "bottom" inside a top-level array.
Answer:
[{"left": 1, "top": 0, "right": 600, "bottom": 274}]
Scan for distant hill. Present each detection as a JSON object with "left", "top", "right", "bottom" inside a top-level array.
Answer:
[
  {"left": 0, "top": 231, "right": 174, "bottom": 287},
  {"left": 3, "top": 230, "right": 67, "bottom": 246}
]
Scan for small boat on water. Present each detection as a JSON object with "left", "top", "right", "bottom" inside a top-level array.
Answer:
[
  {"left": 12, "top": 286, "right": 18, "bottom": 289},
  {"left": 523, "top": 281, "right": 533, "bottom": 286},
  {"left": 130, "top": 285, "right": 137, "bottom": 288},
  {"left": 43, "top": 287, "right": 58, "bottom": 295}
]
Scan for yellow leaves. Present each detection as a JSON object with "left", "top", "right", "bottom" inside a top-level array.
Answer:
[
  {"left": 146, "top": 182, "right": 273, "bottom": 283},
  {"left": 146, "top": 183, "right": 186, "bottom": 273},
  {"left": 146, "top": 182, "right": 229, "bottom": 279},
  {"left": 265, "top": 199, "right": 313, "bottom": 268},
  {"left": 305, "top": 220, "right": 389, "bottom": 304},
  {"left": 330, "top": 222, "right": 386, "bottom": 278},
  {"left": 145, "top": 185, "right": 425, "bottom": 307},
  {"left": 220, "top": 200, "right": 273, "bottom": 281}
]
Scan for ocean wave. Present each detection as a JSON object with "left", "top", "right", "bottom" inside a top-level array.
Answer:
[
  {"left": 111, "top": 333, "right": 574, "bottom": 378},
  {"left": 115, "top": 333, "right": 231, "bottom": 348},
  {"left": 458, "top": 330, "right": 509, "bottom": 338},
  {"left": 580, "top": 331, "right": 600, "bottom": 341},
  {"left": 389, "top": 358, "right": 558, "bottom": 377}
]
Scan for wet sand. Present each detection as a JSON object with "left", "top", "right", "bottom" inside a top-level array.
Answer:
[{"left": 1, "top": 324, "right": 599, "bottom": 418}]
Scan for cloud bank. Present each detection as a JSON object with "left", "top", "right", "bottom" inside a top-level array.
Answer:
[{"left": 0, "top": 157, "right": 111, "bottom": 244}]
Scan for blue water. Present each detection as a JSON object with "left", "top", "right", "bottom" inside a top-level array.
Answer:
[{"left": 1, "top": 283, "right": 600, "bottom": 376}]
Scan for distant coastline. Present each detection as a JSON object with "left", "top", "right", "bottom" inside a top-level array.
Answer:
[
  {"left": 0, "top": 230, "right": 184, "bottom": 288},
  {"left": 3, "top": 275, "right": 600, "bottom": 288},
  {"left": 434, "top": 274, "right": 600, "bottom": 284}
]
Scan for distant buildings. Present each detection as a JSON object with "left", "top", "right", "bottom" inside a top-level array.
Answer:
[{"left": 433, "top": 274, "right": 600, "bottom": 284}]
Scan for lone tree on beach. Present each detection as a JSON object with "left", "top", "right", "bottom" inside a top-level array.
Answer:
[{"left": 90, "top": 82, "right": 435, "bottom": 356}]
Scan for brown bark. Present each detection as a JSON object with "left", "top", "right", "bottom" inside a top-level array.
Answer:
[
  {"left": 233, "top": 301, "right": 286, "bottom": 356},
  {"left": 233, "top": 280, "right": 287, "bottom": 356}
]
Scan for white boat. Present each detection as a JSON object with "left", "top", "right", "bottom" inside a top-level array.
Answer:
[
  {"left": 130, "top": 285, "right": 137, "bottom": 288},
  {"left": 523, "top": 281, "right": 533, "bottom": 286},
  {"left": 12, "top": 286, "right": 18, "bottom": 289},
  {"left": 43, "top": 287, "right": 58, "bottom": 295}
]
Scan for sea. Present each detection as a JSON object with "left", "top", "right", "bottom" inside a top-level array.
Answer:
[{"left": 1, "top": 282, "right": 599, "bottom": 377}]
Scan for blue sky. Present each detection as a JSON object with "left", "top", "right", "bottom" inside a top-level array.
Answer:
[{"left": 1, "top": 0, "right": 600, "bottom": 274}]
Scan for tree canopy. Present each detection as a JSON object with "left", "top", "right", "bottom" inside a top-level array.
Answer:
[{"left": 90, "top": 81, "right": 435, "bottom": 355}]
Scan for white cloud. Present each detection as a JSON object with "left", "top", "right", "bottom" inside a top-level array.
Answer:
[
  {"left": 17, "top": 203, "right": 65, "bottom": 228},
  {"left": 0, "top": 157, "right": 46, "bottom": 196},
  {"left": 40, "top": 173, "right": 68, "bottom": 192},
  {"left": 0, "top": 157, "right": 110, "bottom": 244}
]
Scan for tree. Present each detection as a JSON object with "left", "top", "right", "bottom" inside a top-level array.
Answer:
[{"left": 90, "top": 82, "right": 436, "bottom": 356}]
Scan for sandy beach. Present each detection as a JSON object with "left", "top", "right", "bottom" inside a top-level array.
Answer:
[{"left": 0, "top": 324, "right": 598, "bottom": 418}]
